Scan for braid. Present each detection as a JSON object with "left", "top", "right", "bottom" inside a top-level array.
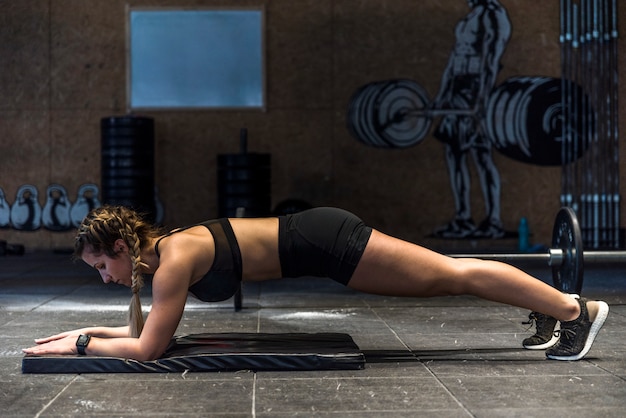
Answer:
[
  {"left": 74, "top": 205, "right": 162, "bottom": 338},
  {"left": 120, "top": 221, "right": 148, "bottom": 337}
]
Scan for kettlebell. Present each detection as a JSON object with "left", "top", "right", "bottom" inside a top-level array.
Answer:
[
  {"left": 70, "top": 183, "right": 101, "bottom": 227},
  {"left": 10, "top": 185, "right": 42, "bottom": 231},
  {"left": 42, "top": 184, "right": 72, "bottom": 231},
  {"left": 0, "top": 187, "right": 10, "bottom": 228}
]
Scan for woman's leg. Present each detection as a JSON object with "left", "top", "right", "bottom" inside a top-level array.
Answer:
[{"left": 348, "top": 230, "right": 596, "bottom": 322}]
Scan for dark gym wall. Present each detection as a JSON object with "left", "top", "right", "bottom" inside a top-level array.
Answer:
[{"left": 0, "top": 0, "right": 625, "bottom": 251}]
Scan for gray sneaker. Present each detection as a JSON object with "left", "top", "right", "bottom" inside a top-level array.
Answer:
[
  {"left": 522, "top": 312, "right": 559, "bottom": 350},
  {"left": 546, "top": 298, "right": 609, "bottom": 361}
]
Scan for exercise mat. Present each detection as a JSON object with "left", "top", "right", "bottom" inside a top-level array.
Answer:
[{"left": 22, "top": 333, "right": 365, "bottom": 374}]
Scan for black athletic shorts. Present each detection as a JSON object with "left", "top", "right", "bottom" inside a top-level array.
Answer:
[{"left": 278, "top": 207, "right": 373, "bottom": 285}]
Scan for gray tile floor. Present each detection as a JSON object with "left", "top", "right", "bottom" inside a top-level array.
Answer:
[{"left": 2, "top": 252, "right": 626, "bottom": 417}]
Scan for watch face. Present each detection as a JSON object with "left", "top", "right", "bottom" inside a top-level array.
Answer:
[{"left": 77, "top": 335, "right": 90, "bottom": 346}]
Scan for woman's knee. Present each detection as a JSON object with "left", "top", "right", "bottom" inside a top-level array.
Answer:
[{"left": 437, "top": 258, "right": 487, "bottom": 296}]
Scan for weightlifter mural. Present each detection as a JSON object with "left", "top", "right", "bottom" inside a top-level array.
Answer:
[
  {"left": 347, "top": 0, "right": 588, "bottom": 239},
  {"left": 432, "top": 0, "right": 510, "bottom": 239}
]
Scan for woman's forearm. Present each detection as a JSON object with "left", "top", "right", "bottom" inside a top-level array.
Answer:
[
  {"left": 83, "top": 326, "right": 129, "bottom": 338},
  {"left": 83, "top": 335, "right": 165, "bottom": 361}
]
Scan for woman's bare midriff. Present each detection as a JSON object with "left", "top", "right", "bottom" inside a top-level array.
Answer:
[{"left": 229, "top": 217, "right": 282, "bottom": 281}]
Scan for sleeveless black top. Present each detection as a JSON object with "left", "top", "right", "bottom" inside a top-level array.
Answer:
[{"left": 154, "top": 219, "right": 242, "bottom": 302}]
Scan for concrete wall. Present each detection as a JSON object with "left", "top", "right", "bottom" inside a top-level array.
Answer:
[{"left": 1, "top": 0, "right": 624, "bottom": 252}]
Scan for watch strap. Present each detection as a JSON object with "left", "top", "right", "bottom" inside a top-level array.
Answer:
[{"left": 76, "top": 334, "right": 91, "bottom": 355}]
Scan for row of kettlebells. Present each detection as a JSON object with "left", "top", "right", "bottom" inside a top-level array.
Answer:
[
  {"left": 1, "top": 184, "right": 165, "bottom": 231},
  {"left": 0, "top": 184, "right": 102, "bottom": 231}
]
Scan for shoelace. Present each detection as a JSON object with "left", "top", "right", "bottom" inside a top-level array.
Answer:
[
  {"left": 522, "top": 312, "right": 543, "bottom": 331},
  {"left": 553, "top": 325, "right": 578, "bottom": 350}
]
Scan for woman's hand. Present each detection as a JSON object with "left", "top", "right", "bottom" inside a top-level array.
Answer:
[
  {"left": 32, "top": 329, "right": 84, "bottom": 345},
  {"left": 29, "top": 325, "right": 129, "bottom": 347},
  {"left": 23, "top": 334, "right": 78, "bottom": 356}
]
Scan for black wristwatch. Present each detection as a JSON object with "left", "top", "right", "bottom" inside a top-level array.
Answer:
[{"left": 76, "top": 334, "right": 91, "bottom": 355}]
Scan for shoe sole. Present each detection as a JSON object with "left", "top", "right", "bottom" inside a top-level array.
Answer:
[
  {"left": 523, "top": 322, "right": 560, "bottom": 350},
  {"left": 523, "top": 333, "right": 560, "bottom": 350},
  {"left": 523, "top": 295, "right": 578, "bottom": 351},
  {"left": 546, "top": 301, "right": 609, "bottom": 361}
]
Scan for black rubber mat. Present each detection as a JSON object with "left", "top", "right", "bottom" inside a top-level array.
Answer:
[{"left": 22, "top": 333, "right": 365, "bottom": 374}]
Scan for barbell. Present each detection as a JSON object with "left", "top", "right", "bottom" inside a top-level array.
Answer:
[
  {"left": 346, "top": 77, "right": 592, "bottom": 166},
  {"left": 447, "top": 207, "right": 624, "bottom": 295}
]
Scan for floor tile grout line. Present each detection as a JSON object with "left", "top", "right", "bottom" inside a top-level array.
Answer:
[
  {"left": 251, "top": 373, "right": 257, "bottom": 418},
  {"left": 26, "top": 284, "right": 93, "bottom": 313},
  {"left": 252, "top": 309, "right": 261, "bottom": 417},
  {"left": 368, "top": 304, "right": 476, "bottom": 418},
  {"left": 34, "top": 374, "right": 79, "bottom": 417},
  {"left": 588, "top": 359, "right": 626, "bottom": 382}
]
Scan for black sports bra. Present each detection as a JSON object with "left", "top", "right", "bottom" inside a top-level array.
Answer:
[{"left": 154, "top": 219, "right": 242, "bottom": 302}]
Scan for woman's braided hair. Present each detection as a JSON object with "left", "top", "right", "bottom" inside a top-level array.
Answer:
[{"left": 73, "top": 205, "right": 163, "bottom": 338}]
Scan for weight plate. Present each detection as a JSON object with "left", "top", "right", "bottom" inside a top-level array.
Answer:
[
  {"left": 217, "top": 153, "right": 271, "bottom": 167},
  {"left": 358, "top": 82, "right": 388, "bottom": 147},
  {"left": 373, "top": 79, "right": 432, "bottom": 148},
  {"left": 346, "top": 83, "right": 369, "bottom": 143},
  {"left": 218, "top": 168, "right": 271, "bottom": 182},
  {"left": 218, "top": 181, "right": 271, "bottom": 196},
  {"left": 347, "top": 82, "right": 388, "bottom": 147},
  {"left": 551, "top": 207, "right": 584, "bottom": 294}
]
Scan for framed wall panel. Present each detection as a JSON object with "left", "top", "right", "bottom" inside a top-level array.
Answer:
[{"left": 127, "top": 8, "right": 265, "bottom": 110}]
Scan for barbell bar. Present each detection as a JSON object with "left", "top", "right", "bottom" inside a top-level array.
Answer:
[
  {"left": 347, "top": 77, "right": 591, "bottom": 167},
  {"left": 446, "top": 207, "right": 624, "bottom": 295},
  {"left": 379, "top": 107, "right": 478, "bottom": 131},
  {"left": 385, "top": 107, "right": 478, "bottom": 121},
  {"left": 447, "top": 249, "right": 626, "bottom": 264}
]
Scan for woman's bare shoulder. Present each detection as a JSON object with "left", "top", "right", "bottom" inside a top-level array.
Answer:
[{"left": 152, "top": 226, "right": 216, "bottom": 286}]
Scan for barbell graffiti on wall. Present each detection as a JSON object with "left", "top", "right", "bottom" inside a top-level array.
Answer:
[
  {"left": 0, "top": 183, "right": 164, "bottom": 231},
  {"left": 346, "top": 0, "right": 594, "bottom": 239}
]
